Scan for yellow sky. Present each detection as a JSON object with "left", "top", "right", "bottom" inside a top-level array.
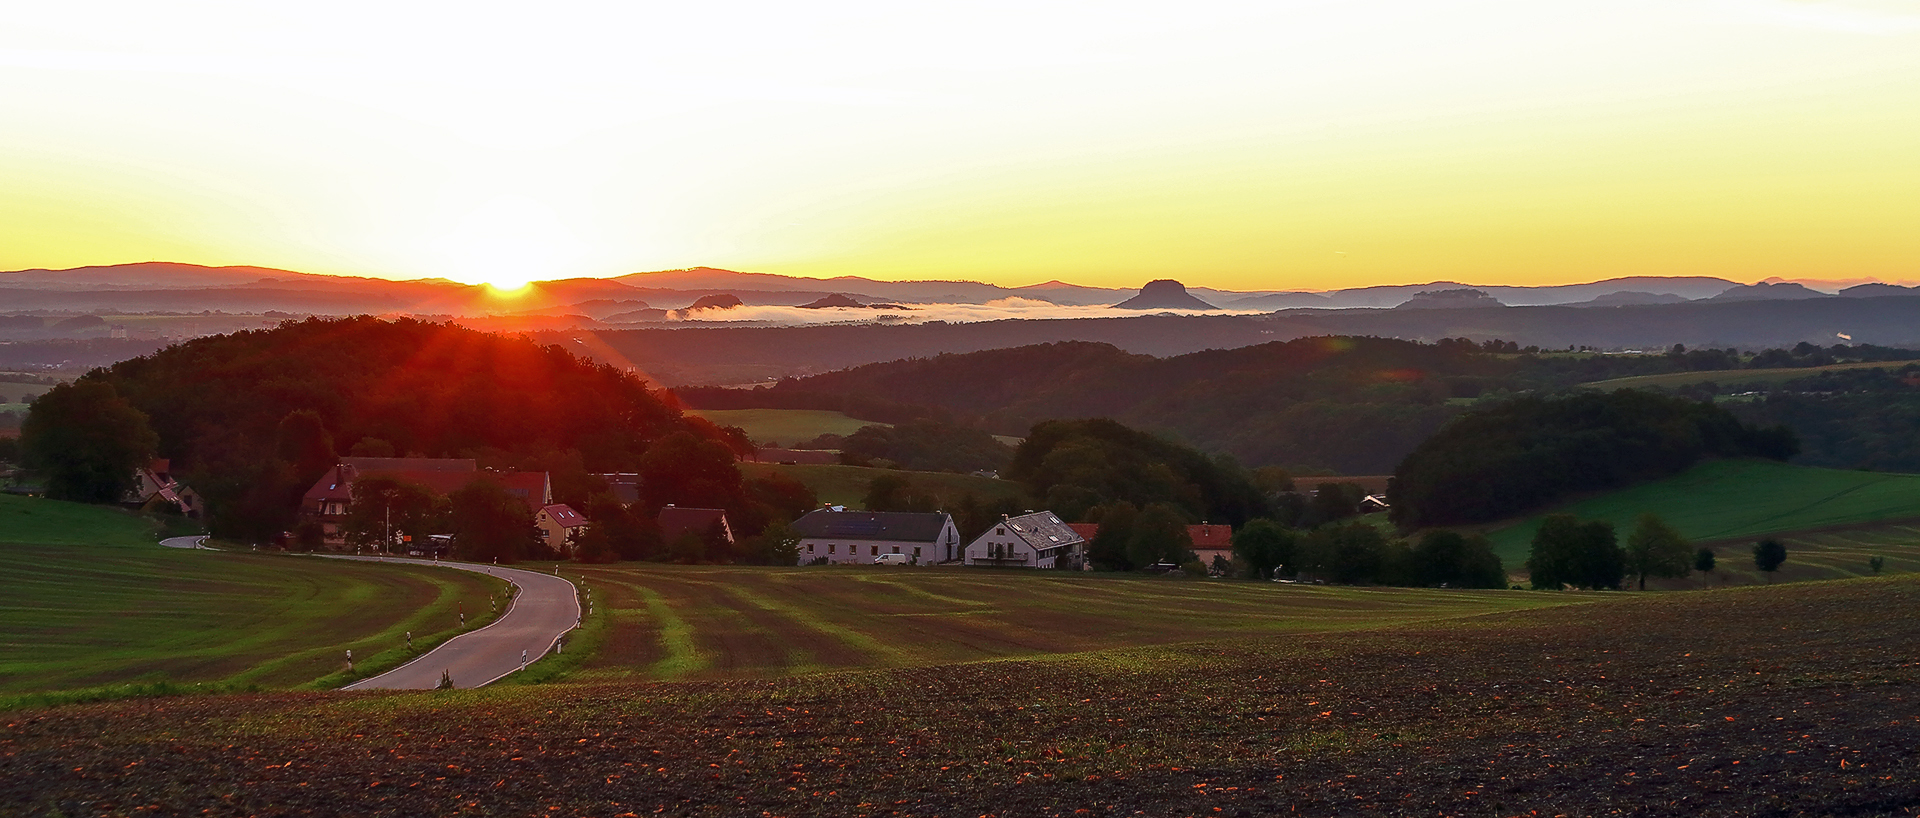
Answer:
[{"left": 2, "top": 0, "right": 1917, "bottom": 291}]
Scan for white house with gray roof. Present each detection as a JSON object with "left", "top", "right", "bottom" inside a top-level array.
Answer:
[
  {"left": 963, "top": 511, "right": 1086, "bottom": 569},
  {"left": 791, "top": 509, "right": 961, "bottom": 566}
]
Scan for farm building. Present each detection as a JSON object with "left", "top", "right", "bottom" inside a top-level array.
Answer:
[
  {"left": 963, "top": 511, "right": 1086, "bottom": 569},
  {"left": 657, "top": 506, "right": 735, "bottom": 548},
  {"left": 1188, "top": 523, "right": 1233, "bottom": 567},
  {"left": 791, "top": 508, "right": 960, "bottom": 565}
]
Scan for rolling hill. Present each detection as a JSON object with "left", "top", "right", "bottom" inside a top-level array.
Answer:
[{"left": 1482, "top": 459, "right": 1920, "bottom": 566}]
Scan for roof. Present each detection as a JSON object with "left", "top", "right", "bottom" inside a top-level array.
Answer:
[
  {"left": 658, "top": 506, "right": 731, "bottom": 543},
  {"left": 792, "top": 509, "right": 954, "bottom": 543},
  {"left": 997, "top": 511, "right": 1085, "bottom": 551},
  {"left": 1067, "top": 522, "right": 1100, "bottom": 541},
  {"left": 540, "top": 504, "right": 588, "bottom": 527},
  {"left": 1188, "top": 524, "right": 1232, "bottom": 549}
]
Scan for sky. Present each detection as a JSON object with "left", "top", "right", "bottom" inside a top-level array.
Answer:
[{"left": 2, "top": 0, "right": 1918, "bottom": 292}]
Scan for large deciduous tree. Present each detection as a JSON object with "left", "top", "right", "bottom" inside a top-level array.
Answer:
[
  {"left": 21, "top": 380, "right": 158, "bottom": 503},
  {"left": 1231, "top": 518, "right": 1295, "bottom": 579},
  {"left": 1624, "top": 513, "right": 1693, "bottom": 591},
  {"left": 1527, "top": 514, "right": 1625, "bottom": 590},
  {"left": 449, "top": 478, "right": 540, "bottom": 564},
  {"left": 1753, "top": 538, "right": 1788, "bottom": 581}
]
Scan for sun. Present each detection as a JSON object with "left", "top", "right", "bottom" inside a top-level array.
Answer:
[{"left": 430, "top": 195, "right": 582, "bottom": 289}]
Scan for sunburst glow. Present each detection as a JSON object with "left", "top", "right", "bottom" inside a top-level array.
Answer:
[{"left": 3, "top": 1, "right": 1918, "bottom": 289}]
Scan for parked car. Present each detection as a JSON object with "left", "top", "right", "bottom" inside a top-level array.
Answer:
[{"left": 874, "top": 553, "right": 910, "bottom": 565}]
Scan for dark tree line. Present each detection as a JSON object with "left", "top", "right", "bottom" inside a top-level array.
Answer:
[
  {"left": 23, "top": 317, "right": 810, "bottom": 549},
  {"left": 676, "top": 337, "right": 1919, "bottom": 476},
  {"left": 1392, "top": 391, "right": 1797, "bottom": 528}
]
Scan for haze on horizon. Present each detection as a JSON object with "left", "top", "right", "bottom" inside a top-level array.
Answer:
[{"left": 3, "top": 0, "right": 1918, "bottom": 292}]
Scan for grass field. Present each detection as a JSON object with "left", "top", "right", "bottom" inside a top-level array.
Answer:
[
  {"left": 0, "top": 494, "right": 507, "bottom": 698},
  {"left": 687, "top": 408, "right": 883, "bottom": 446},
  {"left": 739, "top": 462, "right": 1026, "bottom": 508},
  {"left": 566, "top": 564, "right": 1575, "bottom": 682},
  {"left": 8, "top": 575, "right": 1913, "bottom": 815},
  {"left": 1483, "top": 459, "right": 1920, "bottom": 571},
  {"left": 1581, "top": 359, "right": 1918, "bottom": 391}
]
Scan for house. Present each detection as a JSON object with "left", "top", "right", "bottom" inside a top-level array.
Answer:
[
  {"left": 791, "top": 508, "right": 959, "bottom": 566},
  {"left": 657, "top": 506, "right": 734, "bottom": 548},
  {"left": 1188, "top": 523, "right": 1234, "bottom": 569},
  {"left": 963, "top": 511, "right": 1086, "bottom": 569},
  {"left": 594, "top": 473, "right": 641, "bottom": 505},
  {"left": 300, "top": 457, "right": 552, "bottom": 546},
  {"left": 125, "top": 458, "right": 200, "bottom": 516},
  {"left": 1359, "top": 494, "right": 1391, "bottom": 512},
  {"left": 536, "top": 504, "right": 590, "bottom": 554}
]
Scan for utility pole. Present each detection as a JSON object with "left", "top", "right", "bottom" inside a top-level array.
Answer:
[{"left": 384, "top": 502, "right": 392, "bottom": 556}]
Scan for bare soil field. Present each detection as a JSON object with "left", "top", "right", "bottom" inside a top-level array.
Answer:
[{"left": 4, "top": 576, "right": 1915, "bottom": 817}]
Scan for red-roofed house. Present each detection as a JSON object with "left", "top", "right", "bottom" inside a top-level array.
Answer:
[
  {"left": 1188, "top": 523, "right": 1233, "bottom": 568},
  {"left": 125, "top": 458, "right": 201, "bottom": 517},
  {"left": 1067, "top": 522, "right": 1101, "bottom": 543},
  {"left": 300, "top": 457, "right": 552, "bottom": 547},
  {"left": 536, "top": 504, "right": 590, "bottom": 554}
]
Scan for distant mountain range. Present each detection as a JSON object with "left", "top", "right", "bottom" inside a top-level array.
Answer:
[
  {"left": 6, "top": 261, "right": 1916, "bottom": 321},
  {"left": 6, "top": 262, "right": 1920, "bottom": 378}
]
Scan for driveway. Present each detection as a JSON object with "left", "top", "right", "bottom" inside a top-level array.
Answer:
[{"left": 324, "top": 557, "right": 582, "bottom": 690}]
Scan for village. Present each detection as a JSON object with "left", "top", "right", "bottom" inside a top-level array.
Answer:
[{"left": 120, "top": 453, "right": 1324, "bottom": 573}]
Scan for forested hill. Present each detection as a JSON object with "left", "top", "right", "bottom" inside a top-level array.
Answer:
[
  {"left": 680, "top": 337, "right": 1920, "bottom": 474},
  {"left": 86, "top": 317, "right": 728, "bottom": 536},
  {"left": 684, "top": 337, "right": 1509, "bottom": 473}
]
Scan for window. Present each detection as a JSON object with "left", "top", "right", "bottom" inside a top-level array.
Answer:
[
  {"left": 996, "top": 527, "right": 1005, "bottom": 536},
  {"left": 871, "top": 545, "right": 879, "bottom": 556},
  {"left": 829, "top": 544, "right": 836, "bottom": 554},
  {"left": 892, "top": 546, "right": 900, "bottom": 554},
  {"left": 808, "top": 543, "right": 815, "bottom": 553},
  {"left": 913, "top": 547, "right": 921, "bottom": 558}
]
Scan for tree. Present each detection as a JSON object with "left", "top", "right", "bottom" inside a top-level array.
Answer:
[
  {"left": 342, "top": 475, "right": 441, "bottom": 554},
  {"left": 20, "top": 380, "right": 158, "bottom": 503},
  {"left": 1231, "top": 518, "right": 1295, "bottom": 579},
  {"left": 863, "top": 473, "right": 936, "bottom": 513},
  {"left": 1868, "top": 555, "right": 1886, "bottom": 575},
  {"left": 1624, "top": 513, "right": 1693, "bottom": 591},
  {"left": 1753, "top": 538, "right": 1787, "bottom": 581},
  {"left": 1527, "top": 514, "right": 1624, "bottom": 590},
  {"left": 639, "top": 431, "right": 744, "bottom": 511},
  {"left": 1694, "top": 546, "right": 1717, "bottom": 574},
  {"left": 1297, "top": 521, "right": 1391, "bottom": 584},
  {"left": 449, "top": 478, "right": 539, "bottom": 564},
  {"left": 746, "top": 519, "right": 803, "bottom": 566},
  {"left": 1126, "top": 502, "right": 1193, "bottom": 569},
  {"left": 1411, "top": 530, "right": 1507, "bottom": 589},
  {"left": 1086, "top": 502, "right": 1138, "bottom": 571}
]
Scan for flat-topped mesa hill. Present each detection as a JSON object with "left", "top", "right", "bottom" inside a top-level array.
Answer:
[
  {"left": 1111, "top": 279, "right": 1218, "bottom": 310},
  {"left": 1393, "top": 288, "right": 1504, "bottom": 310}
]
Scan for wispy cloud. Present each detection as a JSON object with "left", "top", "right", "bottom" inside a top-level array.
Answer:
[{"left": 661, "top": 297, "right": 1268, "bottom": 326}]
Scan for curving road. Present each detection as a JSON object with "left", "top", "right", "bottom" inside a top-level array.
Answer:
[{"left": 329, "top": 557, "right": 581, "bottom": 691}]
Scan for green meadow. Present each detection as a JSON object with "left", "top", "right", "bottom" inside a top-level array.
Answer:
[
  {"left": 0, "top": 494, "right": 505, "bottom": 700},
  {"left": 739, "top": 462, "right": 1026, "bottom": 508},
  {"left": 686, "top": 408, "right": 883, "bottom": 446},
  {"left": 1483, "top": 459, "right": 1920, "bottom": 570},
  {"left": 1581, "top": 359, "right": 1917, "bottom": 391}
]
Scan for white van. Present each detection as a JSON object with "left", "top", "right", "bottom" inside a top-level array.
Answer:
[{"left": 874, "top": 553, "right": 910, "bottom": 565}]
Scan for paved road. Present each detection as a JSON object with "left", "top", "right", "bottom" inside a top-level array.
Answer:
[
  {"left": 325, "top": 557, "right": 582, "bottom": 691},
  {"left": 159, "top": 535, "right": 210, "bottom": 549}
]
